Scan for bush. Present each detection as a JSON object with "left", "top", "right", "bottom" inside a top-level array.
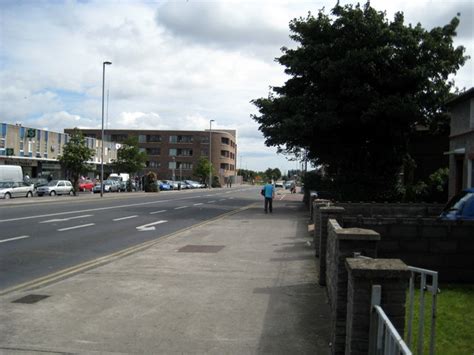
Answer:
[{"left": 144, "top": 171, "right": 158, "bottom": 192}]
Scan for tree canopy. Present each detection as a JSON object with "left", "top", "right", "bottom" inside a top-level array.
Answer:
[
  {"left": 112, "top": 137, "right": 147, "bottom": 190},
  {"left": 58, "top": 128, "right": 94, "bottom": 195},
  {"left": 252, "top": 2, "right": 468, "bottom": 200},
  {"left": 193, "top": 157, "right": 214, "bottom": 185}
]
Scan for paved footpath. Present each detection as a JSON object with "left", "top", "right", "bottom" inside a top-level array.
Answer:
[{"left": 0, "top": 191, "right": 331, "bottom": 354}]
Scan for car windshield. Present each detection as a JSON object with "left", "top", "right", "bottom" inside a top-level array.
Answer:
[
  {"left": 47, "top": 180, "right": 59, "bottom": 186},
  {"left": 443, "top": 191, "right": 474, "bottom": 212}
]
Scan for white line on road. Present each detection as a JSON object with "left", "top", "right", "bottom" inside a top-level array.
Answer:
[
  {"left": 113, "top": 215, "right": 138, "bottom": 221},
  {"left": 219, "top": 199, "right": 226, "bottom": 201},
  {"left": 57, "top": 223, "right": 95, "bottom": 232},
  {"left": 150, "top": 210, "right": 167, "bottom": 215},
  {"left": 204, "top": 194, "right": 213, "bottom": 197},
  {"left": 0, "top": 235, "right": 30, "bottom": 243},
  {"left": 193, "top": 203, "right": 203, "bottom": 206},
  {"left": 174, "top": 206, "right": 188, "bottom": 210},
  {"left": 40, "top": 215, "right": 93, "bottom": 224},
  {"left": 136, "top": 220, "right": 167, "bottom": 231},
  {"left": 207, "top": 200, "right": 216, "bottom": 203}
]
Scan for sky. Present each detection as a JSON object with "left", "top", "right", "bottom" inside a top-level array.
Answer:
[{"left": 0, "top": 0, "right": 472, "bottom": 173}]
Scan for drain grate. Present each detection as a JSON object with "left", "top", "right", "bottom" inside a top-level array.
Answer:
[
  {"left": 178, "top": 245, "right": 225, "bottom": 253},
  {"left": 12, "top": 294, "right": 50, "bottom": 304}
]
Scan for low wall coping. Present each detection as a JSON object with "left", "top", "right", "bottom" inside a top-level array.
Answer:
[
  {"left": 320, "top": 206, "right": 345, "bottom": 213},
  {"left": 335, "top": 227, "right": 381, "bottom": 241},
  {"left": 346, "top": 258, "right": 410, "bottom": 278}
]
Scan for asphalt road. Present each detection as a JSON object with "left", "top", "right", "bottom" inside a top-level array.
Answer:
[{"left": 0, "top": 187, "right": 259, "bottom": 292}]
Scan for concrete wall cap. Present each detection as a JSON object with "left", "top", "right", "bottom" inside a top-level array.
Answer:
[
  {"left": 320, "top": 206, "right": 345, "bottom": 213},
  {"left": 335, "top": 227, "right": 380, "bottom": 240},
  {"left": 345, "top": 258, "right": 410, "bottom": 278}
]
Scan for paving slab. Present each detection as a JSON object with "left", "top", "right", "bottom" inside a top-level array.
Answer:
[{"left": 0, "top": 198, "right": 331, "bottom": 354}]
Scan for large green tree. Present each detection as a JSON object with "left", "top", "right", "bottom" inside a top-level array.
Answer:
[
  {"left": 112, "top": 137, "right": 147, "bottom": 191},
  {"left": 252, "top": 3, "right": 467, "bottom": 200},
  {"left": 59, "top": 128, "right": 94, "bottom": 195},
  {"left": 193, "top": 157, "right": 214, "bottom": 186}
]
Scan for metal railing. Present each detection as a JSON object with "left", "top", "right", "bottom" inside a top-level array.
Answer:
[
  {"left": 406, "top": 266, "right": 439, "bottom": 355},
  {"left": 369, "top": 285, "right": 412, "bottom": 355}
]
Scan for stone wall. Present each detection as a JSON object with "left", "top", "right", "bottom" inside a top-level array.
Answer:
[
  {"left": 342, "top": 217, "right": 474, "bottom": 282},
  {"left": 336, "top": 202, "right": 444, "bottom": 217}
]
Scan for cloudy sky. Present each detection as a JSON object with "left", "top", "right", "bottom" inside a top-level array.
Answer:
[{"left": 0, "top": 0, "right": 472, "bottom": 172}]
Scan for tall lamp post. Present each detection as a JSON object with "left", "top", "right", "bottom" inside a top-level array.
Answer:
[
  {"left": 209, "top": 119, "right": 215, "bottom": 189},
  {"left": 101, "top": 61, "right": 112, "bottom": 197}
]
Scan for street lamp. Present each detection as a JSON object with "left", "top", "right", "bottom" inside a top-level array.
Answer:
[
  {"left": 101, "top": 61, "right": 112, "bottom": 197},
  {"left": 209, "top": 119, "right": 215, "bottom": 189},
  {"left": 172, "top": 156, "right": 176, "bottom": 181}
]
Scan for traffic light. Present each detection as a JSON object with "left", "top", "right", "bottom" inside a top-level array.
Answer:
[{"left": 27, "top": 128, "right": 36, "bottom": 138}]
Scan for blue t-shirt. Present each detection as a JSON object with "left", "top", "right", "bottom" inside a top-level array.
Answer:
[{"left": 263, "top": 183, "right": 274, "bottom": 198}]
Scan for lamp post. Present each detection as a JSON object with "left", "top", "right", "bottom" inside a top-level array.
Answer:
[
  {"left": 209, "top": 119, "right": 215, "bottom": 189},
  {"left": 172, "top": 156, "right": 176, "bottom": 182},
  {"left": 101, "top": 61, "right": 112, "bottom": 198}
]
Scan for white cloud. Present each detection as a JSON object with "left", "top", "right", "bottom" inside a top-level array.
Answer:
[{"left": 0, "top": 0, "right": 472, "bottom": 173}]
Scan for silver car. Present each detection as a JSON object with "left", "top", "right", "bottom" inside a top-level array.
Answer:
[
  {"left": 0, "top": 181, "right": 35, "bottom": 199},
  {"left": 36, "top": 180, "right": 73, "bottom": 196}
]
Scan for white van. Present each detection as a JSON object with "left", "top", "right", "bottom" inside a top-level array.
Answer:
[{"left": 0, "top": 165, "right": 23, "bottom": 182}]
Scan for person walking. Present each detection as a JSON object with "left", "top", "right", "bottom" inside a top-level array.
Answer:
[{"left": 261, "top": 180, "right": 275, "bottom": 213}]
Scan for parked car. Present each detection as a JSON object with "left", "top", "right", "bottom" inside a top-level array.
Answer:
[
  {"left": 275, "top": 181, "right": 284, "bottom": 188},
  {"left": 284, "top": 180, "right": 295, "bottom": 189},
  {"left": 184, "top": 180, "right": 201, "bottom": 189},
  {"left": 0, "top": 181, "right": 35, "bottom": 199},
  {"left": 92, "top": 180, "right": 119, "bottom": 193},
  {"left": 439, "top": 188, "right": 474, "bottom": 220},
  {"left": 36, "top": 180, "right": 73, "bottom": 196},
  {"left": 163, "top": 180, "right": 178, "bottom": 190},
  {"left": 79, "top": 179, "right": 95, "bottom": 191},
  {"left": 29, "top": 178, "right": 49, "bottom": 190},
  {"left": 156, "top": 180, "right": 172, "bottom": 191}
]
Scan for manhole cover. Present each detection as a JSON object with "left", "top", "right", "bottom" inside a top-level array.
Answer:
[
  {"left": 12, "top": 294, "right": 50, "bottom": 304},
  {"left": 178, "top": 245, "right": 225, "bottom": 253}
]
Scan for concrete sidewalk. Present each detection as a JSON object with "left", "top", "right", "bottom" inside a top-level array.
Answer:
[{"left": 0, "top": 196, "right": 331, "bottom": 354}]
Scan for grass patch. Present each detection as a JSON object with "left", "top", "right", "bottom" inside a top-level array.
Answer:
[{"left": 406, "top": 284, "right": 474, "bottom": 354}]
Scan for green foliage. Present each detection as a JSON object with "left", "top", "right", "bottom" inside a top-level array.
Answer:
[
  {"left": 112, "top": 137, "right": 147, "bottom": 191},
  {"left": 399, "top": 168, "right": 449, "bottom": 202},
  {"left": 252, "top": 3, "right": 467, "bottom": 201},
  {"left": 406, "top": 284, "right": 474, "bottom": 354},
  {"left": 193, "top": 157, "right": 213, "bottom": 185},
  {"left": 58, "top": 128, "right": 94, "bottom": 195},
  {"left": 144, "top": 171, "right": 158, "bottom": 192}
]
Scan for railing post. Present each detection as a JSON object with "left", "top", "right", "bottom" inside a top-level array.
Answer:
[{"left": 369, "top": 285, "right": 382, "bottom": 355}]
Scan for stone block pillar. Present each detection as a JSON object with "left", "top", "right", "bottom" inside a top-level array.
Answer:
[
  {"left": 326, "top": 225, "right": 380, "bottom": 354},
  {"left": 312, "top": 199, "right": 331, "bottom": 257},
  {"left": 345, "top": 258, "right": 410, "bottom": 355},
  {"left": 317, "top": 206, "right": 344, "bottom": 286}
]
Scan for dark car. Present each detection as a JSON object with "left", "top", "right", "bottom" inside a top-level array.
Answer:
[{"left": 439, "top": 188, "right": 474, "bottom": 220}]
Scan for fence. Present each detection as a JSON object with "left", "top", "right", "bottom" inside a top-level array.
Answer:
[
  {"left": 369, "top": 285, "right": 412, "bottom": 355},
  {"left": 406, "top": 266, "right": 439, "bottom": 355}
]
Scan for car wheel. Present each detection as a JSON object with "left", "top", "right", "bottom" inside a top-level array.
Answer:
[
  {"left": 50, "top": 191, "right": 56, "bottom": 196},
  {"left": 4, "top": 192, "right": 11, "bottom": 199},
  {"left": 69, "top": 190, "right": 74, "bottom": 196},
  {"left": 26, "top": 191, "right": 33, "bottom": 198}
]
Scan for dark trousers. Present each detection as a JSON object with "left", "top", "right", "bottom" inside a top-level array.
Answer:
[{"left": 264, "top": 197, "right": 273, "bottom": 213}]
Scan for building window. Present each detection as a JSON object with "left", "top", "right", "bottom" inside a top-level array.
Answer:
[
  {"left": 111, "top": 134, "right": 128, "bottom": 142},
  {"left": 220, "top": 163, "right": 229, "bottom": 170},
  {"left": 146, "top": 148, "right": 161, "bottom": 155},
  {"left": 201, "top": 148, "right": 209, "bottom": 156},
  {"left": 221, "top": 150, "right": 230, "bottom": 158},
  {"left": 178, "top": 162, "right": 193, "bottom": 170},
  {"left": 201, "top": 136, "right": 209, "bottom": 144},
  {"left": 178, "top": 148, "right": 193, "bottom": 156},
  {"left": 138, "top": 135, "right": 146, "bottom": 143},
  {"left": 170, "top": 135, "right": 193, "bottom": 143},
  {"left": 146, "top": 161, "right": 161, "bottom": 168},
  {"left": 169, "top": 148, "right": 177, "bottom": 156},
  {"left": 147, "top": 135, "right": 161, "bottom": 143},
  {"left": 221, "top": 137, "right": 230, "bottom": 145}
]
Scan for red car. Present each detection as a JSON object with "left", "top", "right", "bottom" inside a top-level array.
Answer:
[{"left": 79, "top": 179, "right": 95, "bottom": 191}]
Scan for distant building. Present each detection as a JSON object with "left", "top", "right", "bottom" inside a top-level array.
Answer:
[
  {"left": 0, "top": 122, "right": 117, "bottom": 179},
  {"left": 66, "top": 128, "right": 238, "bottom": 185},
  {"left": 445, "top": 88, "right": 474, "bottom": 197}
]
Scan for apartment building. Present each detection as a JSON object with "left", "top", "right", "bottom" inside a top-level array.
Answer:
[
  {"left": 0, "top": 122, "right": 117, "bottom": 179},
  {"left": 67, "top": 128, "right": 238, "bottom": 184}
]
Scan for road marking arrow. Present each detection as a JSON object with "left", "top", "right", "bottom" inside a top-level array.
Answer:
[{"left": 136, "top": 220, "right": 167, "bottom": 232}]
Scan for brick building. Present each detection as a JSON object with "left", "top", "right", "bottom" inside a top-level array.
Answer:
[{"left": 66, "top": 128, "right": 238, "bottom": 185}]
